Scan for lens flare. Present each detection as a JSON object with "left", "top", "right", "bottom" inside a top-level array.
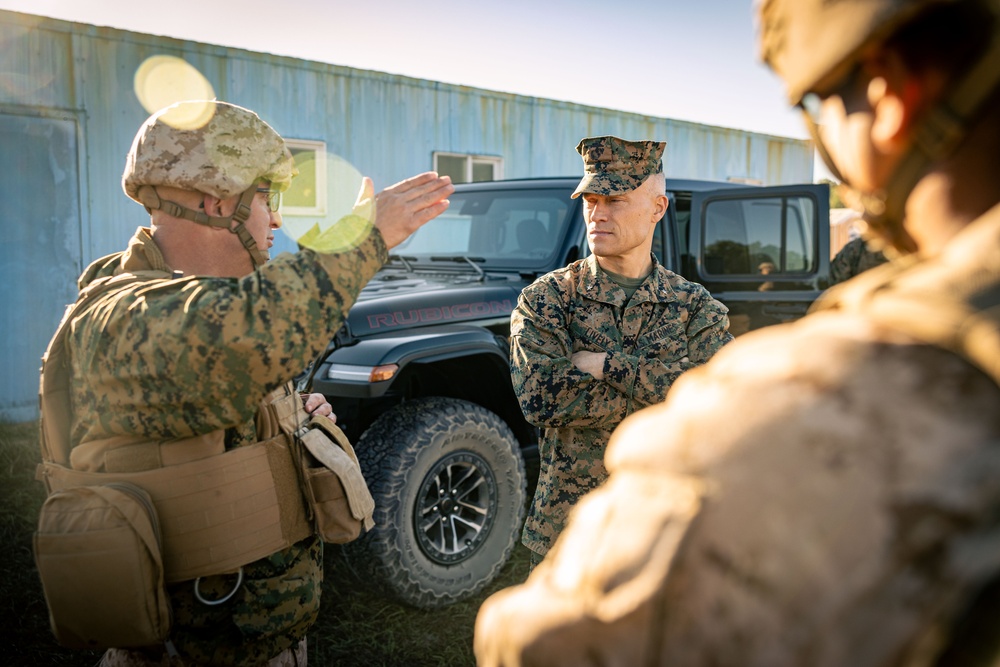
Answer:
[
  {"left": 133, "top": 55, "right": 216, "bottom": 129},
  {"left": 280, "top": 150, "right": 375, "bottom": 253},
  {"left": 131, "top": 56, "right": 372, "bottom": 252}
]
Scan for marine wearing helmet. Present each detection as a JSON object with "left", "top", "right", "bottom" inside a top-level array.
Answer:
[
  {"left": 36, "top": 98, "right": 452, "bottom": 666},
  {"left": 122, "top": 100, "right": 297, "bottom": 269}
]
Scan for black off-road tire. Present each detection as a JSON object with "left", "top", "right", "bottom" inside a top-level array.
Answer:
[{"left": 344, "top": 397, "right": 527, "bottom": 609}]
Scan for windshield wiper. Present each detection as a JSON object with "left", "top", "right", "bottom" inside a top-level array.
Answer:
[
  {"left": 430, "top": 256, "right": 486, "bottom": 281},
  {"left": 388, "top": 254, "right": 415, "bottom": 271}
]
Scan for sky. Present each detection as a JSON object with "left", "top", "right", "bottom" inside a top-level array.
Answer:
[{"left": 0, "top": 0, "right": 829, "bottom": 177}]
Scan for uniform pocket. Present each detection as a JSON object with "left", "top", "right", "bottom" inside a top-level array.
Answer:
[{"left": 299, "top": 418, "right": 376, "bottom": 544}]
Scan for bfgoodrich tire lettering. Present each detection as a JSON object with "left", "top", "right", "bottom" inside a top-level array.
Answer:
[{"left": 345, "top": 397, "right": 526, "bottom": 609}]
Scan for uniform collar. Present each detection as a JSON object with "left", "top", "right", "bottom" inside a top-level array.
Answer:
[
  {"left": 579, "top": 253, "right": 674, "bottom": 306},
  {"left": 119, "top": 227, "right": 172, "bottom": 274}
]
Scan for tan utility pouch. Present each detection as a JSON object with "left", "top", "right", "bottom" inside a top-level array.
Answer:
[
  {"left": 299, "top": 415, "right": 375, "bottom": 544},
  {"left": 33, "top": 482, "right": 171, "bottom": 649}
]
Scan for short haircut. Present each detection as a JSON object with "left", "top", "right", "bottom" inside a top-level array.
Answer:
[{"left": 643, "top": 171, "right": 667, "bottom": 198}]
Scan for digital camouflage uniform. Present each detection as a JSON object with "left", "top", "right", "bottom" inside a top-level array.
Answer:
[
  {"left": 46, "top": 101, "right": 389, "bottom": 666},
  {"left": 830, "top": 235, "right": 889, "bottom": 284},
  {"left": 478, "top": 204, "right": 1000, "bottom": 666},
  {"left": 513, "top": 256, "right": 732, "bottom": 557},
  {"left": 514, "top": 135, "right": 733, "bottom": 558},
  {"left": 73, "top": 224, "right": 387, "bottom": 665}
]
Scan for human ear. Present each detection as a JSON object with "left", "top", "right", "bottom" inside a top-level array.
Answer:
[
  {"left": 652, "top": 194, "right": 668, "bottom": 222},
  {"left": 203, "top": 193, "right": 241, "bottom": 218},
  {"left": 869, "top": 78, "right": 906, "bottom": 154},
  {"left": 202, "top": 194, "right": 225, "bottom": 217},
  {"left": 869, "top": 53, "right": 924, "bottom": 155}
]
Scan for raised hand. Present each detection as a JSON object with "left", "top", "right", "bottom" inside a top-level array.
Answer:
[{"left": 371, "top": 172, "right": 454, "bottom": 249}]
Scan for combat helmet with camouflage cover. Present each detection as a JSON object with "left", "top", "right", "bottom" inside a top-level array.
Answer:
[
  {"left": 756, "top": 0, "right": 1000, "bottom": 252},
  {"left": 122, "top": 100, "right": 297, "bottom": 268}
]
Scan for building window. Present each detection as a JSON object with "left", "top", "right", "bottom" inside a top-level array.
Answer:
[
  {"left": 283, "top": 139, "right": 327, "bottom": 216},
  {"left": 433, "top": 152, "right": 503, "bottom": 184}
]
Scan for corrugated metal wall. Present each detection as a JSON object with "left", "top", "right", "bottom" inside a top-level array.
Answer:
[{"left": 0, "top": 10, "right": 813, "bottom": 420}]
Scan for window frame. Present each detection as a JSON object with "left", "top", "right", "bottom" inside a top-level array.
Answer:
[
  {"left": 698, "top": 194, "right": 816, "bottom": 277},
  {"left": 688, "top": 185, "right": 829, "bottom": 286},
  {"left": 282, "top": 139, "right": 328, "bottom": 217},
  {"left": 432, "top": 151, "right": 504, "bottom": 184}
]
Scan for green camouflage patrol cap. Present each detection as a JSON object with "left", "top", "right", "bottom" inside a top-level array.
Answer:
[
  {"left": 571, "top": 136, "right": 666, "bottom": 199},
  {"left": 122, "top": 100, "right": 297, "bottom": 203}
]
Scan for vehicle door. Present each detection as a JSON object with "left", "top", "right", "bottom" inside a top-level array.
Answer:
[{"left": 687, "top": 184, "right": 830, "bottom": 336}]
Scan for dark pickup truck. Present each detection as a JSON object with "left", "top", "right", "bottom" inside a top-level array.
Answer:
[{"left": 307, "top": 176, "right": 830, "bottom": 608}]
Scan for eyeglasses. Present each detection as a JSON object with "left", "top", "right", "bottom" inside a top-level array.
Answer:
[
  {"left": 255, "top": 187, "right": 281, "bottom": 212},
  {"left": 797, "top": 62, "right": 868, "bottom": 127},
  {"left": 794, "top": 64, "right": 867, "bottom": 184}
]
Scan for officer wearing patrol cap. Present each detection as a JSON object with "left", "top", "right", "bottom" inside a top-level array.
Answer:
[
  {"left": 37, "top": 100, "right": 452, "bottom": 666},
  {"left": 475, "top": 1, "right": 1000, "bottom": 665},
  {"left": 509, "top": 134, "right": 732, "bottom": 569}
]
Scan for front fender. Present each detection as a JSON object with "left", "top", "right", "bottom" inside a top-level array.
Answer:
[{"left": 313, "top": 324, "right": 508, "bottom": 399}]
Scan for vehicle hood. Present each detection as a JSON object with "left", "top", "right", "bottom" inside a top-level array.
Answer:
[{"left": 345, "top": 269, "right": 528, "bottom": 338}]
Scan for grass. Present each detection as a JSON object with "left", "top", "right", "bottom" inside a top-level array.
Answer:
[{"left": 1, "top": 421, "right": 534, "bottom": 666}]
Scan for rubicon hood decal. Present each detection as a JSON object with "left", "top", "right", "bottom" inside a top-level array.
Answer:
[{"left": 366, "top": 300, "right": 514, "bottom": 330}]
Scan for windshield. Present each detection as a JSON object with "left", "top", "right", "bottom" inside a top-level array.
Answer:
[{"left": 391, "top": 188, "right": 577, "bottom": 270}]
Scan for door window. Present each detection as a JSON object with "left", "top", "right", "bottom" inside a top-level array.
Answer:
[{"left": 702, "top": 195, "right": 816, "bottom": 277}]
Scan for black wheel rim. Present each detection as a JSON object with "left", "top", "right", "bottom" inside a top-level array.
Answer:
[{"left": 414, "top": 450, "right": 498, "bottom": 564}]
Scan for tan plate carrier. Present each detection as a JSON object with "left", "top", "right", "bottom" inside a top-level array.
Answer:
[{"left": 35, "top": 271, "right": 369, "bottom": 583}]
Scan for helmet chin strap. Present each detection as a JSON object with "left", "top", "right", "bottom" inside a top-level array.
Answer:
[
  {"left": 818, "top": 17, "right": 1000, "bottom": 255},
  {"left": 137, "top": 183, "right": 270, "bottom": 269}
]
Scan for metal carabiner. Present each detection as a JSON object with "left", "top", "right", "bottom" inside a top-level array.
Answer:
[{"left": 193, "top": 567, "right": 244, "bottom": 606}]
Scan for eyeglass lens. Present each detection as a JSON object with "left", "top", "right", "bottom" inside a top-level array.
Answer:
[{"left": 256, "top": 188, "right": 280, "bottom": 212}]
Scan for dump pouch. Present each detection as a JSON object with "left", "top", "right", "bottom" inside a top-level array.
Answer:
[
  {"left": 33, "top": 482, "right": 171, "bottom": 649},
  {"left": 299, "top": 415, "right": 376, "bottom": 544}
]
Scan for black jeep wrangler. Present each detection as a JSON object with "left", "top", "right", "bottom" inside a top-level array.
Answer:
[{"left": 308, "top": 176, "right": 830, "bottom": 608}]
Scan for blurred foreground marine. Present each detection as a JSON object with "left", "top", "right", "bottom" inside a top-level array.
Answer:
[
  {"left": 33, "top": 100, "right": 452, "bottom": 666},
  {"left": 476, "top": 0, "right": 1000, "bottom": 664},
  {"left": 830, "top": 234, "right": 889, "bottom": 284},
  {"left": 511, "top": 136, "right": 731, "bottom": 566}
]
